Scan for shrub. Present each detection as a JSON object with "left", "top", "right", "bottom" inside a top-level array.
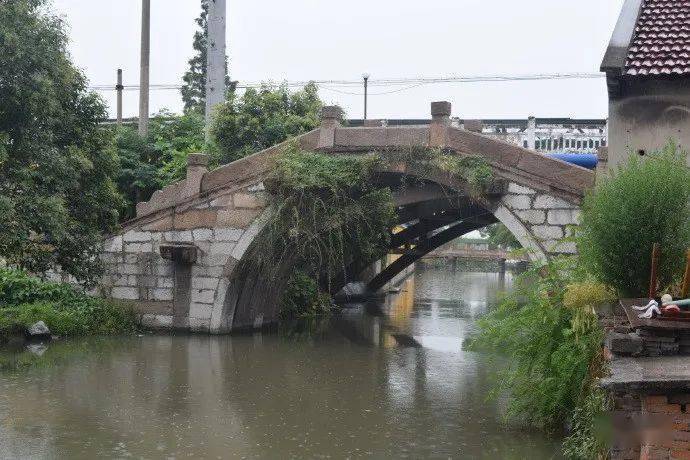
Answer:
[
  {"left": 112, "top": 111, "right": 206, "bottom": 220},
  {"left": 577, "top": 144, "right": 690, "bottom": 297},
  {"left": 280, "top": 271, "right": 333, "bottom": 319},
  {"left": 468, "top": 260, "right": 607, "bottom": 434},
  {"left": 562, "top": 386, "right": 612, "bottom": 460},
  {"left": 0, "top": 268, "right": 137, "bottom": 337}
]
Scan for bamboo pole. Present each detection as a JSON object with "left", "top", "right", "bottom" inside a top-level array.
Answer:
[
  {"left": 648, "top": 243, "right": 661, "bottom": 299},
  {"left": 681, "top": 249, "right": 690, "bottom": 299}
]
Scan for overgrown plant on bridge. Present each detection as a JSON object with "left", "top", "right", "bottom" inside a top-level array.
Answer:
[
  {"left": 250, "top": 146, "right": 497, "bottom": 317},
  {"left": 378, "top": 146, "right": 496, "bottom": 196},
  {"left": 468, "top": 258, "right": 614, "bottom": 459},
  {"left": 252, "top": 147, "right": 396, "bottom": 317}
]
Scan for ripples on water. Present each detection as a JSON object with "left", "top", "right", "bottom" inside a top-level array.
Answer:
[{"left": 0, "top": 264, "right": 561, "bottom": 459}]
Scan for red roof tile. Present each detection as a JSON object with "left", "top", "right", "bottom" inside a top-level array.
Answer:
[{"left": 625, "top": 0, "right": 690, "bottom": 76}]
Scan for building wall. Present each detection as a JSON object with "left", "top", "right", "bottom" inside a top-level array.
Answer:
[{"left": 608, "top": 78, "right": 690, "bottom": 170}]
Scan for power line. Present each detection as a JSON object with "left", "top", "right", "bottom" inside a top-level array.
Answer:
[{"left": 88, "top": 72, "right": 604, "bottom": 95}]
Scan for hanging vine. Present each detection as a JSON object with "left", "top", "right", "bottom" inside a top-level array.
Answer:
[{"left": 246, "top": 145, "right": 496, "bottom": 318}]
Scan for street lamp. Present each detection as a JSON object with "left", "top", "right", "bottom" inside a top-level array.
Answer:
[{"left": 362, "top": 73, "right": 370, "bottom": 120}]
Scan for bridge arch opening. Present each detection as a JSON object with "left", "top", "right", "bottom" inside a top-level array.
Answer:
[{"left": 215, "top": 165, "right": 546, "bottom": 331}]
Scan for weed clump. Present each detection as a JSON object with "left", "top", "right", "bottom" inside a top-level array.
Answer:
[{"left": 0, "top": 268, "right": 137, "bottom": 338}]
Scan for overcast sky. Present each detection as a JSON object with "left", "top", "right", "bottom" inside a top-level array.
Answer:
[{"left": 50, "top": 0, "right": 625, "bottom": 120}]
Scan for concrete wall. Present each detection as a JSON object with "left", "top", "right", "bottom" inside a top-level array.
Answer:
[{"left": 608, "top": 78, "right": 690, "bottom": 170}]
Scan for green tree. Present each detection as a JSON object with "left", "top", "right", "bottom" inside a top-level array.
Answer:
[
  {"left": 577, "top": 144, "right": 690, "bottom": 297},
  {"left": 210, "top": 82, "right": 323, "bottom": 164},
  {"left": 0, "top": 0, "right": 122, "bottom": 284},
  {"left": 181, "top": 0, "right": 233, "bottom": 113},
  {"left": 112, "top": 111, "right": 205, "bottom": 220}
]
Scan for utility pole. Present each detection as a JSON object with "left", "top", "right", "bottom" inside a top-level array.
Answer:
[
  {"left": 116, "top": 69, "right": 123, "bottom": 126},
  {"left": 206, "top": 0, "right": 227, "bottom": 127},
  {"left": 362, "top": 73, "right": 369, "bottom": 120},
  {"left": 138, "top": 0, "right": 151, "bottom": 136}
]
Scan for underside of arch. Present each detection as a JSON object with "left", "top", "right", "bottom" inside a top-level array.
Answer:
[{"left": 367, "top": 214, "right": 498, "bottom": 292}]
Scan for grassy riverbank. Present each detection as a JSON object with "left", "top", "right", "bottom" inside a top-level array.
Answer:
[{"left": 0, "top": 268, "right": 137, "bottom": 341}]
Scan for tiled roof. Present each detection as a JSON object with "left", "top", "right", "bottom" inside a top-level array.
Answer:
[{"left": 625, "top": 0, "right": 690, "bottom": 76}]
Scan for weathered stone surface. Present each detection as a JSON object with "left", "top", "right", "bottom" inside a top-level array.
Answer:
[
  {"left": 192, "top": 229, "right": 214, "bottom": 241},
  {"left": 111, "top": 287, "right": 140, "bottom": 300},
  {"left": 173, "top": 209, "right": 218, "bottom": 230},
  {"left": 192, "top": 277, "right": 218, "bottom": 291},
  {"left": 532, "top": 225, "right": 564, "bottom": 239},
  {"left": 507, "top": 183, "right": 536, "bottom": 195},
  {"left": 142, "top": 215, "right": 174, "bottom": 232},
  {"left": 533, "top": 194, "right": 576, "bottom": 209},
  {"left": 431, "top": 101, "right": 452, "bottom": 117},
  {"left": 189, "top": 302, "right": 213, "bottom": 320},
  {"left": 214, "top": 228, "right": 244, "bottom": 242},
  {"left": 203, "top": 254, "right": 230, "bottom": 267},
  {"left": 209, "top": 194, "right": 233, "bottom": 208},
  {"left": 547, "top": 209, "right": 581, "bottom": 225},
  {"left": 216, "top": 209, "right": 261, "bottom": 229},
  {"left": 123, "top": 231, "right": 152, "bottom": 243},
  {"left": 158, "top": 277, "right": 174, "bottom": 288},
  {"left": 164, "top": 231, "right": 193, "bottom": 242},
  {"left": 124, "top": 243, "right": 152, "bottom": 253},
  {"left": 209, "top": 242, "right": 235, "bottom": 256},
  {"left": 130, "top": 300, "right": 172, "bottom": 316},
  {"left": 104, "top": 236, "right": 123, "bottom": 253},
  {"left": 112, "top": 274, "right": 135, "bottom": 287},
  {"left": 192, "top": 265, "right": 224, "bottom": 278},
  {"left": 26, "top": 321, "right": 51, "bottom": 339},
  {"left": 233, "top": 193, "right": 266, "bottom": 209},
  {"left": 515, "top": 210, "right": 546, "bottom": 224},
  {"left": 192, "top": 289, "right": 215, "bottom": 304},
  {"left": 141, "top": 314, "right": 173, "bottom": 329},
  {"left": 150, "top": 288, "right": 173, "bottom": 302},
  {"left": 189, "top": 317, "right": 211, "bottom": 332},
  {"left": 503, "top": 194, "right": 532, "bottom": 210},
  {"left": 543, "top": 240, "right": 577, "bottom": 254},
  {"left": 607, "top": 332, "right": 644, "bottom": 356}
]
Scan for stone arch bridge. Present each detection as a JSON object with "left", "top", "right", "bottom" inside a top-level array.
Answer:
[{"left": 100, "top": 102, "right": 594, "bottom": 333}]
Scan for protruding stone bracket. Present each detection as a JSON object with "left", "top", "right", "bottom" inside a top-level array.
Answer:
[
  {"left": 160, "top": 244, "right": 198, "bottom": 265},
  {"left": 429, "top": 101, "right": 451, "bottom": 148},
  {"left": 317, "top": 106, "right": 343, "bottom": 149}
]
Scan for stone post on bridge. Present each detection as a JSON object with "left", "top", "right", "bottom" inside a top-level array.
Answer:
[
  {"left": 182, "top": 154, "right": 209, "bottom": 199},
  {"left": 317, "top": 106, "right": 342, "bottom": 149},
  {"left": 527, "top": 116, "right": 536, "bottom": 150},
  {"left": 429, "top": 101, "right": 451, "bottom": 148}
]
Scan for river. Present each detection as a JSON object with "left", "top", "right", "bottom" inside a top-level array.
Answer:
[{"left": 0, "top": 263, "right": 561, "bottom": 459}]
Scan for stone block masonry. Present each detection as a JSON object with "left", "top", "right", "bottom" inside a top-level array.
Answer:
[
  {"left": 499, "top": 182, "right": 581, "bottom": 258},
  {"left": 99, "top": 181, "right": 270, "bottom": 333}
]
